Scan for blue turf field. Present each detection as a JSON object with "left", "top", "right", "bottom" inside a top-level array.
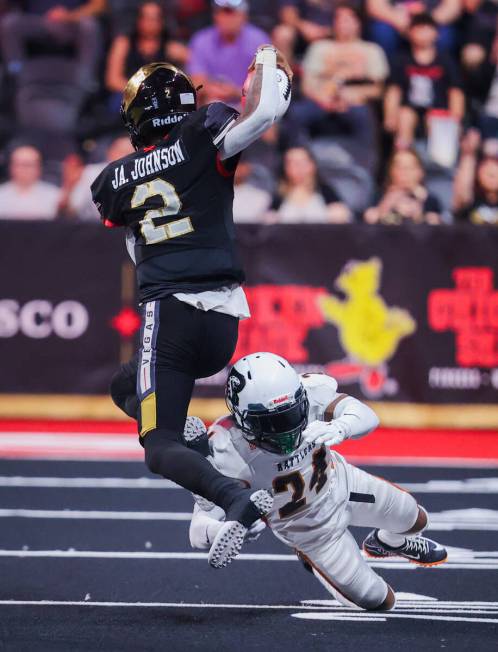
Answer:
[{"left": 0, "top": 458, "right": 497, "bottom": 652}]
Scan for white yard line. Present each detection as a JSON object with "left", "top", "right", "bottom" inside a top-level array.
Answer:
[
  {"left": 0, "top": 600, "right": 496, "bottom": 624},
  {"left": 0, "top": 476, "right": 179, "bottom": 489},
  {"left": 0, "top": 549, "right": 497, "bottom": 569},
  {"left": 402, "top": 478, "right": 498, "bottom": 493},
  {"left": 0, "top": 509, "right": 191, "bottom": 520},
  {"left": 1, "top": 506, "right": 498, "bottom": 532},
  {"left": 1, "top": 476, "right": 498, "bottom": 493},
  {"left": 291, "top": 612, "right": 498, "bottom": 624}
]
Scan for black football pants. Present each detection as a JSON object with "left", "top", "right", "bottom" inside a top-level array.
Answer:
[{"left": 110, "top": 296, "right": 247, "bottom": 512}]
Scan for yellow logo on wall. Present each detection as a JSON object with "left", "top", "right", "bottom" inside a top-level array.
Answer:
[{"left": 318, "top": 258, "right": 416, "bottom": 396}]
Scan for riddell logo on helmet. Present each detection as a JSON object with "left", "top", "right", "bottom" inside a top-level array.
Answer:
[
  {"left": 152, "top": 114, "right": 187, "bottom": 127},
  {"left": 269, "top": 394, "right": 291, "bottom": 406}
]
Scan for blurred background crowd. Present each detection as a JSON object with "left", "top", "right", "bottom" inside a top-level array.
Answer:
[{"left": 0, "top": 0, "right": 497, "bottom": 225}]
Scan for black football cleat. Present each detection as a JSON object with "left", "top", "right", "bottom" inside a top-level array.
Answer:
[{"left": 363, "top": 529, "right": 448, "bottom": 566}]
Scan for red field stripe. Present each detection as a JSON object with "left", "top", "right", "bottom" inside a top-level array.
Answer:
[
  {"left": 0, "top": 420, "right": 137, "bottom": 433},
  {"left": 337, "top": 428, "right": 498, "bottom": 460},
  {"left": 0, "top": 448, "right": 143, "bottom": 460},
  {"left": 0, "top": 421, "right": 497, "bottom": 462}
]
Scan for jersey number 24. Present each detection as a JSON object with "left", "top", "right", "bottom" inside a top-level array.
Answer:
[{"left": 272, "top": 446, "right": 329, "bottom": 519}]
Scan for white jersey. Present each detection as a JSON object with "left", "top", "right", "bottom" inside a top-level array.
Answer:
[
  {"left": 206, "top": 374, "right": 351, "bottom": 548},
  {"left": 192, "top": 378, "right": 421, "bottom": 611}
]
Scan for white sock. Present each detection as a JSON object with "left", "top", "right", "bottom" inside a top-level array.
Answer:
[
  {"left": 378, "top": 529, "right": 406, "bottom": 548},
  {"left": 206, "top": 520, "right": 224, "bottom": 545}
]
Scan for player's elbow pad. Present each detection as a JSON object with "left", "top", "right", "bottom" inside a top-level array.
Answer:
[
  {"left": 364, "top": 407, "right": 380, "bottom": 434},
  {"left": 338, "top": 398, "right": 380, "bottom": 439},
  {"left": 354, "top": 404, "right": 380, "bottom": 437}
]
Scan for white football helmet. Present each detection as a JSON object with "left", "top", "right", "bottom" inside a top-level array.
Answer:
[{"left": 226, "top": 352, "right": 309, "bottom": 455}]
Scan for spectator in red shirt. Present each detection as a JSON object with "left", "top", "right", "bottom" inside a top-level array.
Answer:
[
  {"left": 175, "top": 0, "right": 211, "bottom": 39},
  {"left": 384, "top": 13, "right": 464, "bottom": 149}
]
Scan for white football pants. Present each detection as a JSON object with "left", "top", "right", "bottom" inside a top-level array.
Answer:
[{"left": 296, "top": 460, "right": 419, "bottom": 610}]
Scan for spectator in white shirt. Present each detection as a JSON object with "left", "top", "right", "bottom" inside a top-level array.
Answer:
[
  {"left": 269, "top": 146, "right": 352, "bottom": 223},
  {"left": 233, "top": 159, "right": 272, "bottom": 222},
  {"left": 0, "top": 146, "right": 60, "bottom": 220},
  {"left": 58, "top": 137, "right": 134, "bottom": 220}
]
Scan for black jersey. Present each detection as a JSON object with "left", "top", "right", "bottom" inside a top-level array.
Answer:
[{"left": 91, "top": 102, "right": 244, "bottom": 302}]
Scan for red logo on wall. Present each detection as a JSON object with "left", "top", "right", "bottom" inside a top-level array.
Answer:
[
  {"left": 235, "top": 259, "right": 416, "bottom": 398},
  {"left": 234, "top": 285, "right": 327, "bottom": 362},
  {"left": 428, "top": 267, "right": 498, "bottom": 367}
]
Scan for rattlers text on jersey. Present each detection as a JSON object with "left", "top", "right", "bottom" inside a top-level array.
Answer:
[{"left": 190, "top": 369, "right": 445, "bottom": 610}]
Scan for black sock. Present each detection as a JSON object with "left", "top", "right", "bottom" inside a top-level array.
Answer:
[{"left": 144, "top": 429, "right": 246, "bottom": 512}]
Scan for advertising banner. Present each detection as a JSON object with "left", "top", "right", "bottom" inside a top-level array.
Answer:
[
  {"left": 1, "top": 222, "right": 497, "bottom": 413},
  {"left": 0, "top": 222, "right": 131, "bottom": 394},
  {"left": 225, "top": 225, "right": 498, "bottom": 406}
]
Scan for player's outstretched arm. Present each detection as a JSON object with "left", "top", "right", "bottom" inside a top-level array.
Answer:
[
  {"left": 219, "top": 45, "right": 291, "bottom": 161},
  {"left": 333, "top": 396, "right": 380, "bottom": 440},
  {"left": 303, "top": 395, "right": 380, "bottom": 449}
]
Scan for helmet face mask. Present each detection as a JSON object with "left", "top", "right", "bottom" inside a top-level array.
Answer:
[
  {"left": 239, "top": 388, "right": 309, "bottom": 455},
  {"left": 121, "top": 62, "right": 197, "bottom": 149},
  {"left": 226, "top": 354, "right": 309, "bottom": 456}
]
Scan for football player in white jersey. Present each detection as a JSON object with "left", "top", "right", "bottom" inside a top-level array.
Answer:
[{"left": 189, "top": 352, "right": 448, "bottom": 611}]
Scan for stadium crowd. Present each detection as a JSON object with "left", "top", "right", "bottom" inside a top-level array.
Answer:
[{"left": 0, "top": 0, "right": 496, "bottom": 224}]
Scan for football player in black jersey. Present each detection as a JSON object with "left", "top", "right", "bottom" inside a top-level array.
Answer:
[{"left": 91, "top": 46, "right": 293, "bottom": 568}]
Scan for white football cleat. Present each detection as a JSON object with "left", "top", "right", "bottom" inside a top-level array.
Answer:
[
  {"left": 182, "top": 416, "right": 207, "bottom": 444},
  {"left": 208, "top": 489, "right": 273, "bottom": 569}
]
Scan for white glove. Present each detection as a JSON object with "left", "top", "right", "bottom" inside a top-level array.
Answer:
[
  {"left": 302, "top": 419, "right": 352, "bottom": 448},
  {"left": 245, "top": 519, "right": 267, "bottom": 543}
]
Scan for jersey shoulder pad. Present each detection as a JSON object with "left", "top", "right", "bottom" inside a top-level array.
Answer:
[
  {"left": 208, "top": 416, "right": 252, "bottom": 483},
  {"left": 204, "top": 102, "right": 239, "bottom": 147},
  {"left": 208, "top": 415, "right": 235, "bottom": 452},
  {"left": 301, "top": 373, "right": 339, "bottom": 410}
]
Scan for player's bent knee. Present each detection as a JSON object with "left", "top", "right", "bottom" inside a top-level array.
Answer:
[
  {"left": 403, "top": 505, "right": 428, "bottom": 535},
  {"left": 144, "top": 442, "right": 163, "bottom": 475},
  {"left": 109, "top": 370, "right": 128, "bottom": 409},
  {"left": 109, "top": 367, "right": 138, "bottom": 419},
  {"left": 369, "top": 586, "right": 395, "bottom": 611}
]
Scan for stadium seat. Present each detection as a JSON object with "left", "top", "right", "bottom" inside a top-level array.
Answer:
[{"left": 15, "top": 57, "right": 85, "bottom": 133}]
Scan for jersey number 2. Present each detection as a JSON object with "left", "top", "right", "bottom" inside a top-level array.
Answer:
[
  {"left": 131, "top": 178, "right": 194, "bottom": 245},
  {"left": 272, "top": 446, "right": 329, "bottom": 519}
]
